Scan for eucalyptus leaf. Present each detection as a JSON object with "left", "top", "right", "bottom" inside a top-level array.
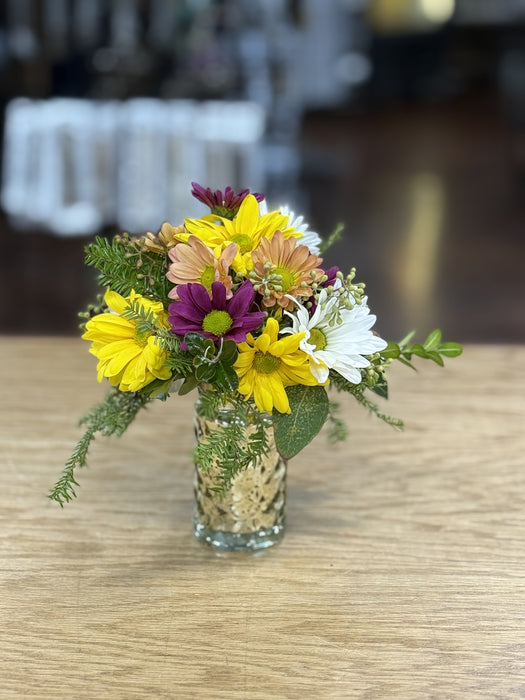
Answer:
[{"left": 273, "top": 385, "right": 329, "bottom": 460}]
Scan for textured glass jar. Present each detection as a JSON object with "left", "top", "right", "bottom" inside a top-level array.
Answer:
[{"left": 193, "top": 398, "right": 286, "bottom": 552}]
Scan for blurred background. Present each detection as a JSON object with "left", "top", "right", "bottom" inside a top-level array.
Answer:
[{"left": 0, "top": 0, "right": 524, "bottom": 342}]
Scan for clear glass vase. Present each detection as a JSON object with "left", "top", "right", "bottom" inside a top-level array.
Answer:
[{"left": 193, "top": 397, "right": 286, "bottom": 552}]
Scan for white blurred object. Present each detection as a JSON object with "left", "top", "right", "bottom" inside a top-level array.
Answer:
[{"left": 1, "top": 98, "right": 266, "bottom": 236}]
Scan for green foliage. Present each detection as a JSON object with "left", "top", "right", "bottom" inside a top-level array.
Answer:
[
  {"left": 370, "top": 372, "right": 388, "bottom": 399},
  {"left": 352, "top": 391, "right": 404, "bottom": 430},
  {"left": 382, "top": 329, "right": 463, "bottom": 369},
  {"left": 194, "top": 397, "right": 270, "bottom": 496},
  {"left": 183, "top": 332, "right": 239, "bottom": 393},
  {"left": 120, "top": 299, "right": 160, "bottom": 334},
  {"left": 77, "top": 293, "right": 107, "bottom": 332},
  {"left": 119, "top": 301, "right": 195, "bottom": 384},
  {"left": 85, "top": 235, "right": 171, "bottom": 303},
  {"left": 326, "top": 401, "right": 349, "bottom": 444},
  {"left": 328, "top": 370, "right": 403, "bottom": 430},
  {"left": 49, "top": 389, "right": 151, "bottom": 506},
  {"left": 319, "top": 222, "right": 344, "bottom": 254},
  {"left": 273, "top": 385, "right": 330, "bottom": 459}
]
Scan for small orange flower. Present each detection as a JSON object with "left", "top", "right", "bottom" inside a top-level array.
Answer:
[
  {"left": 167, "top": 235, "right": 237, "bottom": 300},
  {"left": 251, "top": 230, "right": 324, "bottom": 311}
]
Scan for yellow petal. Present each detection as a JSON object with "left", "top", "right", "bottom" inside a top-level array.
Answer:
[
  {"left": 253, "top": 381, "right": 274, "bottom": 414},
  {"left": 96, "top": 338, "right": 137, "bottom": 360},
  {"left": 104, "top": 289, "right": 129, "bottom": 314},
  {"left": 254, "top": 332, "right": 271, "bottom": 354},
  {"left": 106, "top": 344, "right": 142, "bottom": 377},
  {"left": 266, "top": 374, "right": 290, "bottom": 413},
  {"left": 263, "top": 317, "right": 279, "bottom": 343},
  {"left": 233, "top": 194, "right": 259, "bottom": 233},
  {"left": 233, "top": 349, "right": 255, "bottom": 369},
  {"left": 270, "top": 333, "right": 304, "bottom": 357}
]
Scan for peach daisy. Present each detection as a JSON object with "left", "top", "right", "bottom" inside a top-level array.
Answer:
[
  {"left": 251, "top": 230, "right": 324, "bottom": 311},
  {"left": 166, "top": 235, "right": 237, "bottom": 300}
]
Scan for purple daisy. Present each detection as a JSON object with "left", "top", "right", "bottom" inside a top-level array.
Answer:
[
  {"left": 169, "top": 280, "right": 266, "bottom": 346},
  {"left": 191, "top": 182, "right": 264, "bottom": 219},
  {"left": 322, "top": 266, "right": 340, "bottom": 289}
]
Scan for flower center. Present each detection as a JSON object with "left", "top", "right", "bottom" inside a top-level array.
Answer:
[
  {"left": 308, "top": 328, "right": 327, "bottom": 351},
  {"left": 253, "top": 351, "right": 280, "bottom": 374},
  {"left": 202, "top": 309, "right": 233, "bottom": 336},
  {"left": 273, "top": 266, "right": 296, "bottom": 293},
  {"left": 134, "top": 329, "right": 151, "bottom": 347},
  {"left": 199, "top": 265, "right": 216, "bottom": 292},
  {"left": 212, "top": 205, "right": 236, "bottom": 220},
  {"left": 231, "top": 233, "right": 253, "bottom": 255}
]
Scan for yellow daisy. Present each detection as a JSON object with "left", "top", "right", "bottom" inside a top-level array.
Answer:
[
  {"left": 183, "top": 194, "right": 299, "bottom": 275},
  {"left": 234, "top": 317, "right": 319, "bottom": 414},
  {"left": 82, "top": 289, "right": 171, "bottom": 392}
]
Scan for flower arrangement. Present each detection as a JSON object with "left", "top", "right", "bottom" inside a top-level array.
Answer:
[{"left": 49, "top": 183, "right": 462, "bottom": 506}]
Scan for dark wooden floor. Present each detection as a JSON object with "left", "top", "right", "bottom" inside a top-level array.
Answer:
[{"left": 1, "top": 89, "right": 524, "bottom": 343}]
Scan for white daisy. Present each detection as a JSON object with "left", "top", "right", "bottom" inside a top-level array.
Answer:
[
  {"left": 280, "top": 205, "right": 322, "bottom": 254},
  {"left": 283, "top": 289, "right": 387, "bottom": 384}
]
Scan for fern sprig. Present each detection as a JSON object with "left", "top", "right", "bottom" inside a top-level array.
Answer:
[
  {"left": 85, "top": 235, "right": 171, "bottom": 302},
  {"left": 194, "top": 395, "right": 271, "bottom": 495},
  {"left": 194, "top": 419, "right": 270, "bottom": 496},
  {"left": 49, "top": 389, "right": 151, "bottom": 506},
  {"left": 352, "top": 391, "right": 404, "bottom": 429}
]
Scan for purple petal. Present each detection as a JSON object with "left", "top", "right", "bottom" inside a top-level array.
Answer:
[
  {"left": 169, "top": 310, "right": 202, "bottom": 326},
  {"left": 226, "top": 280, "right": 254, "bottom": 318},
  {"left": 170, "top": 318, "right": 200, "bottom": 335},
  {"left": 322, "top": 266, "right": 339, "bottom": 287},
  {"left": 210, "top": 281, "right": 227, "bottom": 310},
  {"left": 241, "top": 311, "right": 266, "bottom": 333},
  {"left": 168, "top": 303, "right": 200, "bottom": 322},
  {"left": 191, "top": 182, "right": 215, "bottom": 208},
  {"left": 226, "top": 328, "right": 251, "bottom": 343},
  {"left": 186, "top": 283, "right": 212, "bottom": 314}
]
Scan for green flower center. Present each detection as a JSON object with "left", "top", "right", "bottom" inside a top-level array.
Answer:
[
  {"left": 199, "top": 265, "right": 216, "bottom": 292},
  {"left": 308, "top": 328, "right": 327, "bottom": 351},
  {"left": 202, "top": 309, "right": 233, "bottom": 336},
  {"left": 274, "top": 266, "right": 296, "bottom": 293},
  {"left": 231, "top": 233, "right": 253, "bottom": 255},
  {"left": 253, "top": 351, "right": 280, "bottom": 374},
  {"left": 134, "top": 329, "right": 151, "bottom": 348},
  {"left": 212, "top": 205, "right": 237, "bottom": 220}
]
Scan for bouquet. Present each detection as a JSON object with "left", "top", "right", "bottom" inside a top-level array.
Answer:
[{"left": 50, "top": 183, "right": 462, "bottom": 506}]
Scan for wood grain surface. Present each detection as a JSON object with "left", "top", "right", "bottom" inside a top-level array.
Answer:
[{"left": 1, "top": 337, "right": 524, "bottom": 699}]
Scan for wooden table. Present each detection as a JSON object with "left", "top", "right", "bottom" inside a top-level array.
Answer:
[{"left": 1, "top": 338, "right": 524, "bottom": 698}]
